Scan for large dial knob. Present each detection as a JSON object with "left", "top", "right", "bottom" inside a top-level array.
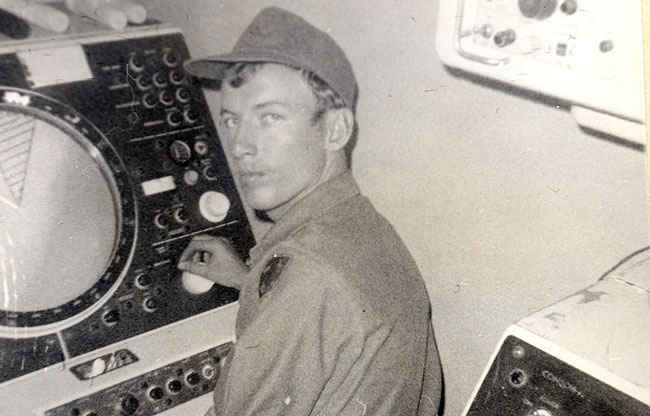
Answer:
[
  {"left": 199, "top": 191, "right": 230, "bottom": 223},
  {"left": 519, "top": 0, "right": 557, "bottom": 19}
]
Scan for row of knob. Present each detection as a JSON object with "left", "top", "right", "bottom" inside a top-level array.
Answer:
[
  {"left": 118, "top": 364, "right": 217, "bottom": 415},
  {"left": 165, "top": 107, "right": 200, "bottom": 127},
  {"left": 100, "top": 296, "right": 159, "bottom": 328},
  {"left": 98, "top": 269, "right": 166, "bottom": 327},
  {"left": 68, "top": 362, "right": 217, "bottom": 416},
  {"left": 134, "top": 69, "right": 186, "bottom": 91},
  {"left": 128, "top": 50, "right": 181, "bottom": 74},
  {"left": 142, "top": 87, "right": 191, "bottom": 109}
]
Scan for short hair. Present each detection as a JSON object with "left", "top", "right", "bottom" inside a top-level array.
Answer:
[{"left": 220, "top": 62, "right": 349, "bottom": 123}]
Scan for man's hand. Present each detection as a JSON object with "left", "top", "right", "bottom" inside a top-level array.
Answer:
[{"left": 177, "top": 235, "right": 247, "bottom": 290}]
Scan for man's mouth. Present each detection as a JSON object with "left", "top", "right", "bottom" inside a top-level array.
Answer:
[{"left": 239, "top": 170, "right": 267, "bottom": 185}]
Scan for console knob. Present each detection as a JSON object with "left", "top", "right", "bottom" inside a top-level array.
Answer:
[
  {"left": 494, "top": 29, "right": 517, "bottom": 48},
  {"left": 102, "top": 309, "right": 120, "bottom": 326},
  {"left": 153, "top": 72, "right": 168, "bottom": 88},
  {"left": 143, "top": 297, "right": 158, "bottom": 312},
  {"left": 120, "top": 394, "right": 139, "bottom": 415},
  {"left": 159, "top": 90, "right": 174, "bottom": 106},
  {"left": 167, "top": 379, "right": 183, "bottom": 393},
  {"left": 167, "top": 111, "right": 183, "bottom": 127},
  {"left": 185, "top": 371, "right": 201, "bottom": 386},
  {"left": 559, "top": 0, "right": 577, "bottom": 15},
  {"left": 148, "top": 386, "right": 164, "bottom": 401},
  {"left": 162, "top": 50, "right": 180, "bottom": 68},
  {"left": 142, "top": 92, "right": 158, "bottom": 109},
  {"left": 519, "top": 0, "right": 557, "bottom": 19},
  {"left": 182, "top": 271, "right": 215, "bottom": 295},
  {"left": 176, "top": 87, "right": 192, "bottom": 103},
  {"left": 135, "top": 74, "right": 152, "bottom": 91},
  {"left": 128, "top": 54, "right": 145, "bottom": 73},
  {"left": 169, "top": 140, "right": 192, "bottom": 164},
  {"left": 199, "top": 191, "right": 230, "bottom": 223},
  {"left": 169, "top": 70, "right": 185, "bottom": 85}
]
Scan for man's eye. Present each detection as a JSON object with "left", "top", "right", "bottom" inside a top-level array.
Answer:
[
  {"left": 221, "top": 117, "right": 238, "bottom": 129},
  {"left": 261, "top": 113, "right": 282, "bottom": 124}
]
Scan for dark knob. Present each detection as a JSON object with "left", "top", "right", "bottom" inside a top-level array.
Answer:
[
  {"left": 148, "top": 386, "right": 164, "bottom": 401},
  {"left": 120, "top": 394, "right": 139, "bottom": 415},
  {"left": 519, "top": 0, "right": 557, "bottom": 19},
  {"left": 102, "top": 309, "right": 120, "bottom": 326},
  {"left": 135, "top": 74, "right": 152, "bottom": 91},
  {"left": 142, "top": 92, "right": 157, "bottom": 109},
  {"left": 167, "top": 111, "right": 183, "bottom": 126},
  {"left": 183, "top": 108, "right": 200, "bottom": 124},
  {"left": 494, "top": 30, "right": 517, "bottom": 48},
  {"left": 169, "top": 140, "right": 192, "bottom": 163},
  {"left": 174, "top": 207, "right": 190, "bottom": 224},
  {"left": 176, "top": 87, "right": 191, "bottom": 103},
  {"left": 167, "top": 379, "right": 183, "bottom": 393},
  {"left": 169, "top": 70, "right": 185, "bottom": 85},
  {"left": 560, "top": 0, "right": 577, "bottom": 15},
  {"left": 159, "top": 90, "right": 174, "bottom": 106},
  {"left": 163, "top": 50, "right": 180, "bottom": 67},
  {"left": 185, "top": 371, "right": 201, "bottom": 386},
  {"left": 128, "top": 54, "right": 145, "bottom": 73},
  {"left": 143, "top": 297, "right": 158, "bottom": 312},
  {"left": 135, "top": 273, "right": 152, "bottom": 289},
  {"left": 153, "top": 72, "right": 168, "bottom": 88}
]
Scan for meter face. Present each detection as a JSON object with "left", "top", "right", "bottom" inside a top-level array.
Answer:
[{"left": 0, "top": 107, "right": 118, "bottom": 314}]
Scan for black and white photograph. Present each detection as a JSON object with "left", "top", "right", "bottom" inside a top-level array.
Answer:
[{"left": 0, "top": 1, "right": 648, "bottom": 415}]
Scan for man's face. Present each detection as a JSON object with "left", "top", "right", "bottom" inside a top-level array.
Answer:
[{"left": 218, "top": 64, "right": 327, "bottom": 219}]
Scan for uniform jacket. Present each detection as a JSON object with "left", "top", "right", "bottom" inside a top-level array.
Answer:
[{"left": 209, "top": 172, "right": 442, "bottom": 416}]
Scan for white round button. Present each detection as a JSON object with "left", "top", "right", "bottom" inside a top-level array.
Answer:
[
  {"left": 199, "top": 191, "right": 230, "bottom": 223},
  {"left": 182, "top": 271, "right": 215, "bottom": 295}
]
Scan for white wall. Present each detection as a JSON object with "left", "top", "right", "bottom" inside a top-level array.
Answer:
[{"left": 148, "top": 1, "right": 648, "bottom": 414}]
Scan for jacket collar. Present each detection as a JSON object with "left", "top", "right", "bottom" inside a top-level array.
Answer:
[{"left": 249, "top": 171, "right": 360, "bottom": 265}]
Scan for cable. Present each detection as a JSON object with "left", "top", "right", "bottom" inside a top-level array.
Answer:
[{"left": 597, "top": 245, "right": 650, "bottom": 281}]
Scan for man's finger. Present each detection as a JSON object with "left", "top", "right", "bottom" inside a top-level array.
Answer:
[{"left": 178, "top": 261, "right": 209, "bottom": 277}]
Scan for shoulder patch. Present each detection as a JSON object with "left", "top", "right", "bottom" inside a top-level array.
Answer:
[{"left": 258, "top": 255, "right": 291, "bottom": 297}]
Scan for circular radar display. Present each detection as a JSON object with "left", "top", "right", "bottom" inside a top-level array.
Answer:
[{"left": 0, "top": 89, "right": 136, "bottom": 331}]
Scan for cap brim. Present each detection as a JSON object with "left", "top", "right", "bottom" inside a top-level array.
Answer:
[{"left": 183, "top": 49, "right": 308, "bottom": 81}]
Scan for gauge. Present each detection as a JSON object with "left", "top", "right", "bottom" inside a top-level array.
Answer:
[{"left": 0, "top": 88, "right": 135, "bottom": 333}]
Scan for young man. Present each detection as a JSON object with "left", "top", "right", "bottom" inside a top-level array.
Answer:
[{"left": 178, "top": 6, "right": 442, "bottom": 416}]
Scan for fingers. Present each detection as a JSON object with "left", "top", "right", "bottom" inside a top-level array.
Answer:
[
  {"left": 179, "top": 261, "right": 211, "bottom": 279},
  {"left": 177, "top": 235, "right": 232, "bottom": 271},
  {"left": 178, "top": 236, "right": 215, "bottom": 264}
]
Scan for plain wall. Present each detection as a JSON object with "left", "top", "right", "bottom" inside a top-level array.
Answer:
[{"left": 148, "top": 1, "right": 649, "bottom": 415}]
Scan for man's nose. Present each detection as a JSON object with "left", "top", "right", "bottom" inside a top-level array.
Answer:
[{"left": 231, "top": 121, "right": 257, "bottom": 159}]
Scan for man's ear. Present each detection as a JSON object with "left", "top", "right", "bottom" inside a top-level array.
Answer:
[{"left": 322, "top": 108, "right": 354, "bottom": 151}]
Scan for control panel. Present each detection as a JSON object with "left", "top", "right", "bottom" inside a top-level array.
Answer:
[
  {"left": 0, "top": 25, "right": 254, "bottom": 385},
  {"left": 464, "top": 335, "right": 649, "bottom": 416},
  {"left": 436, "top": 0, "right": 645, "bottom": 143},
  {"left": 462, "top": 250, "right": 650, "bottom": 415},
  {"left": 45, "top": 343, "right": 231, "bottom": 416}
]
